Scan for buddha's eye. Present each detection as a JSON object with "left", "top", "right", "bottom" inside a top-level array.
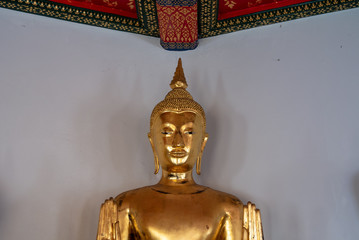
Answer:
[
  {"left": 184, "top": 130, "right": 194, "bottom": 135},
  {"left": 161, "top": 129, "right": 173, "bottom": 135}
]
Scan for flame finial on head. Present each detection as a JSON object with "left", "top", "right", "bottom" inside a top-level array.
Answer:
[{"left": 170, "top": 58, "right": 188, "bottom": 89}]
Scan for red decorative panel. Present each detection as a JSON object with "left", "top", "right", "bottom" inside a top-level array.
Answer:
[
  {"left": 156, "top": 2, "right": 198, "bottom": 50},
  {"left": 49, "top": 0, "right": 137, "bottom": 19},
  {"left": 218, "top": 0, "right": 312, "bottom": 20}
]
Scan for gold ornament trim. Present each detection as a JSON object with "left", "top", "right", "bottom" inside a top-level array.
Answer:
[{"left": 1, "top": 0, "right": 358, "bottom": 39}]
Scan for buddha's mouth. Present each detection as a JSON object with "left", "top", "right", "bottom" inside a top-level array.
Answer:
[{"left": 169, "top": 150, "right": 188, "bottom": 158}]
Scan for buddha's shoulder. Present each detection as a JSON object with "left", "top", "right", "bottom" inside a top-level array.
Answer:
[
  {"left": 204, "top": 187, "right": 243, "bottom": 206},
  {"left": 111, "top": 186, "right": 154, "bottom": 204},
  {"left": 103, "top": 186, "right": 244, "bottom": 209},
  {"left": 97, "top": 187, "right": 151, "bottom": 213}
]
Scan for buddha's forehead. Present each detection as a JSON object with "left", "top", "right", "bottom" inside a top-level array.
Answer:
[{"left": 156, "top": 111, "right": 203, "bottom": 128}]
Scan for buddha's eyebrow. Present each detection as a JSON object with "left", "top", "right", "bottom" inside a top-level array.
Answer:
[
  {"left": 181, "top": 122, "right": 194, "bottom": 130},
  {"left": 161, "top": 123, "right": 175, "bottom": 129}
]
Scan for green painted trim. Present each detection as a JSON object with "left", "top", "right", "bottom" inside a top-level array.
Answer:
[{"left": 1, "top": 0, "right": 358, "bottom": 40}]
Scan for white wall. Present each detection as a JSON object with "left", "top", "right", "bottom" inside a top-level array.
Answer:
[{"left": 1, "top": 7, "right": 359, "bottom": 240}]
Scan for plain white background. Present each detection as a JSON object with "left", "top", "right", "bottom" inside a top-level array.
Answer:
[{"left": 0, "top": 6, "right": 359, "bottom": 240}]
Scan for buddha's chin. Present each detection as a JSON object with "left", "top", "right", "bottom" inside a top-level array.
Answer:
[{"left": 169, "top": 156, "right": 188, "bottom": 165}]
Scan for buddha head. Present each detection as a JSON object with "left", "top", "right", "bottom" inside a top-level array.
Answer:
[{"left": 148, "top": 59, "right": 208, "bottom": 175}]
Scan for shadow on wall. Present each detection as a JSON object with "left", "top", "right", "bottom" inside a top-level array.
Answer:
[
  {"left": 56, "top": 195, "right": 76, "bottom": 240},
  {"left": 77, "top": 197, "right": 100, "bottom": 240},
  {"left": 353, "top": 171, "right": 359, "bottom": 217},
  {"left": 0, "top": 187, "right": 6, "bottom": 237},
  {"left": 200, "top": 75, "right": 248, "bottom": 199},
  {"left": 55, "top": 192, "right": 99, "bottom": 240}
]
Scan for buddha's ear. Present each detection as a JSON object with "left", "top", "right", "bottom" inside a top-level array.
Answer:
[
  {"left": 202, "top": 133, "right": 209, "bottom": 152},
  {"left": 196, "top": 133, "right": 209, "bottom": 175},
  {"left": 148, "top": 133, "right": 159, "bottom": 174}
]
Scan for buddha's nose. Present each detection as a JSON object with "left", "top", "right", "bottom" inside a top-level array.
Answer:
[{"left": 173, "top": 131, "right": 185, "bottom": 147}]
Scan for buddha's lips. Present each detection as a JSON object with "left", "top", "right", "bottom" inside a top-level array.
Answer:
[{"left": 169, "top": 150, "right": 187, "bottom": 158}]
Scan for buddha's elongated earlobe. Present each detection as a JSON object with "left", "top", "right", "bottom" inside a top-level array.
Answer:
[
  {"left": 148, "top": 133, "right": 159, "bottom": 174},
  {"left": 196, "top": 156, "right": 201, "bottom": 175},
  {"left": 196, "top": 133, "right": 209, "bottom": 175},
  {"left": 154, "top": 156, "right": 160, "bottom": 174}
]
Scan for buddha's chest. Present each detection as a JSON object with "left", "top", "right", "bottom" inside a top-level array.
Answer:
[{"left": 128, "top": 195, "right": 225, "bottom": 240}]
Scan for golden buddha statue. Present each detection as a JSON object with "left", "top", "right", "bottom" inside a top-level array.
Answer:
[{"left": 96, "top": 59, "right": 263, "bottom": 240}]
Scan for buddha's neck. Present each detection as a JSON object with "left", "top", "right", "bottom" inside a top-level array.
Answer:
[{"left": 158, "top": 170, "right": 196, "bottom": 186}]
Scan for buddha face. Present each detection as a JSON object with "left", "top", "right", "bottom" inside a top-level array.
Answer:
[{"left": 149, "top": 111, "right": 208, "bottom": 173}]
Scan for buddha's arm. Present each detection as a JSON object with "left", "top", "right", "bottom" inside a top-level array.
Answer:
[
  {"left": 242, "top": 202, "right": 263, "bottom": 240},
  {"left": 96, "top": 198, "right": 119, "bottom": 240},
  {"left": 96, "top": 196, "right": 131, "bottom": 240}
]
